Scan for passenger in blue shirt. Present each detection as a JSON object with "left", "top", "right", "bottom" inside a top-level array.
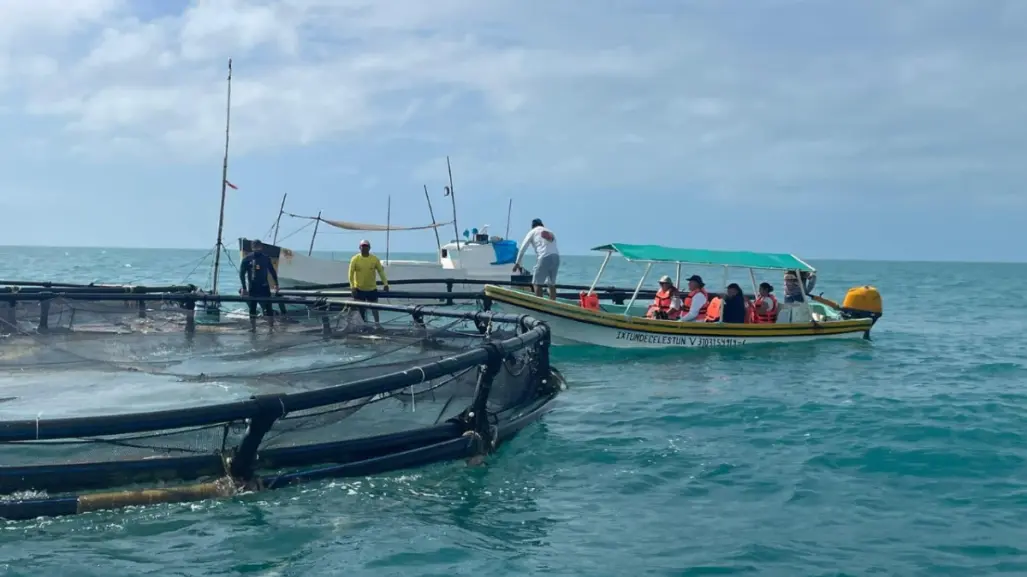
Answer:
[{"left": 239, "top": 240, "right": 279, "bottom": 331}]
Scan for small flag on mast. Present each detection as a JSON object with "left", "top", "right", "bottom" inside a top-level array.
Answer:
[{"left": 225, "top": 179, "right": 238, "bottom": 190}]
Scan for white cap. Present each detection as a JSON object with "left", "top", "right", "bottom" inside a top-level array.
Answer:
[
  {"left": 658, "top": 275, "right": 673, "bottom": 283},
  {"left": 359, "top": 239, "right": 370, "bottom": 247}
]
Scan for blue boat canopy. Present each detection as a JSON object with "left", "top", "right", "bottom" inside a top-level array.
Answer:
[{"left": 590, "top": 243, "right": 815, "bottom": 272}]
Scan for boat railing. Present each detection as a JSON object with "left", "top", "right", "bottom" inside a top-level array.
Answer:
[{"left": 280, "top": 278, "right": 762, "bottom": 304}]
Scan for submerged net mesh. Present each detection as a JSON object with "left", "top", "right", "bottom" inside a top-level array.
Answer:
[{"left": 0, "top": 287, "right": 558, "bottom": 519}]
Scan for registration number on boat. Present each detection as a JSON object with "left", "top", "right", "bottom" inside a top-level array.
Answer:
[{"left": 614, "top": 331, "right": 746, "bottom": 347}]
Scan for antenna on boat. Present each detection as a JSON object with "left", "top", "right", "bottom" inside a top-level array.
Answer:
[
  {"left": 385, "top": 195, "right": 392, "bottom": 263},
  {"left": 272, "top": 193, "right": 287, "bottom": 244},
  {"left": 210, "top": 57, "right": 233, "bottom": 301},
  {"left": 504, "top": 198, "right": 512, "bottom": 239},
  {"left": 307, "top": 210, "right": 321, "bottom": 256},
  {"left": 445, "top": 155, "right": 460, "bottom": 250},
  {"left": 423, "top": 184, "right": 442, "bottom": 252}
]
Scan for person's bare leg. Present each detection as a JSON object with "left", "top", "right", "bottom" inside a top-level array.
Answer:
[
  {"left": 533, "top": 285, "right": 543, "bottom": 297},
  {"left": 548, "top": 284, "right": 557, "bottom": 300}
]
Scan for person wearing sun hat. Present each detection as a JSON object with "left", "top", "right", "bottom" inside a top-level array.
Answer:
[
  {"left": 646, "top": 274, "right": 683, "bottom": 319},
  {"left": 348, "top": 239, "right": 389, "bottom": 328}
]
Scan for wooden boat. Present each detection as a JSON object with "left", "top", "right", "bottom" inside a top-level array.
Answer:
[{"left": 483, "top": 243, "right": 883, "bottom": 350}]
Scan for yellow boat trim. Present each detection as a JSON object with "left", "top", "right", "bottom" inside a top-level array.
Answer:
[{"left": 484, "top": 285, "right": 872, "bottom": 337}]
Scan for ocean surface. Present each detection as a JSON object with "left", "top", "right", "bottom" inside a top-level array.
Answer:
[{"left": 2, "top": 245, "right": 1027, "bottom": 577}]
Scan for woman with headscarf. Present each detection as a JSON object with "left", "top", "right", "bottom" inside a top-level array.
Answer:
[{"left": 721, "top": 283, "right": 748, "bottom": 323}]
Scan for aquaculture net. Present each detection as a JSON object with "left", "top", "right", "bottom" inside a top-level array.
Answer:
[
  {"left": 0, "top": 293, "right": 497, "bottom": 372},
  {"left": 0, "top": 291, "right": 557, "bottom": 519}
]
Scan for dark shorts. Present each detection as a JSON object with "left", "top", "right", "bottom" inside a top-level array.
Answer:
[
  {"left": 352, "top": 289, "right": 379, "bottom": 303},
  {"left": 247, "top": 287, "right": 273, "bottom": 317}
]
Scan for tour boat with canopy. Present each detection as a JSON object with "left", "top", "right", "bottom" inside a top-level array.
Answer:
[{"left": 483, "top": 243, "right": 883, "bottom": 350}]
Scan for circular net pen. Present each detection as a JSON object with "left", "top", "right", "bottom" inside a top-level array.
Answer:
[{"left": 0, "top": 284, "right": 564, "bottom": 521}]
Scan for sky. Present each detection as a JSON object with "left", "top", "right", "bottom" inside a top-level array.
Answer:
[{"left": 0, "top": 0, "right": 1024, "bottom": 262}]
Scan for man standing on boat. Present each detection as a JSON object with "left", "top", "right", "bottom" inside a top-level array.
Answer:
[
  {"left": 513, "top": 218, "right": 560, "bottom": 300},
  {"left": 238, "top": 239, "right": 279, "bottom": 332},
  {"left": 349, "top": 239, "right": 389, "bottom": 329}
]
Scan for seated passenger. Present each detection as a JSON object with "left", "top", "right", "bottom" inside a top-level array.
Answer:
[
  {"left": 720, "top": 283, "right": 748, "bottom": 323},
  {"left": 646, "top": 275, "right": 682, "bottom": 320},
  {"left": 751, "top": 282, "right": 779, "bottom": 323},
  {"left": 704, "top": 296, "right": 722, "bottom": 322},
  {"left": 679, "top": 275, "right": 709, "bottom": 322},
  {"left": 783, "top": 270, "right": 809, "bottom": 304}
]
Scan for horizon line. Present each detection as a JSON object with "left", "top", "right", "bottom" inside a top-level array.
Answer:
[{"left": 0, "top": 243, "right": 1023, "bottom": 266}]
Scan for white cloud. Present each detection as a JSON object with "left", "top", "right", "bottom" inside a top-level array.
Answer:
[{"left": 1, "top": 0, "right": 1026, "bottom": 202}]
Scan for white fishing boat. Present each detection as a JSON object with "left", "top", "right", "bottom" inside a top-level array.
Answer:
[
  {"left": 238, "top": 158, "right": 532, "bottom": 299},
  {"left": 484, "top": 243, "right": 883, "bottom": 350},
  {"left": 238, "top": 222, "right": 528, "bottom": 293}
]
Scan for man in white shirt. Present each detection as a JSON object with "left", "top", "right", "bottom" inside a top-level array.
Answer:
[
  {"left": 513, "top": 218, "right": 560, "bottom": 299},
  {"left": 679, "top": 275, "right": 709, "bottom": 322}
]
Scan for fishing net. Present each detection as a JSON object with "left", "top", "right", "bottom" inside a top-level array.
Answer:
[{"left": 0, "top": 287, "right": 559, "bottom": 520}]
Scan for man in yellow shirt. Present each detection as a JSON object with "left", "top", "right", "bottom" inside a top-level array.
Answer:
[{"left": 348, "top": 239, "right": 389, "bottom": 327}]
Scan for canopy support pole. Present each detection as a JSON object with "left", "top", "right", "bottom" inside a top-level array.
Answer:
[
  {"left": 719, "top": 265, "right": 729, "bottom": 323},
  {"left": 587, "top": 252, "right": 613, "bottom": 295},
  {"left": 624, "top": 262, "right": 652, "bottom": 317}
]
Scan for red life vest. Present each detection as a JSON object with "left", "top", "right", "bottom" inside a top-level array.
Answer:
[
  {"left": 579, "top": 291, "right": 600, "bottom": 310},
  {"left": 683, "top": 288, "right": 710, "bottom": 321},
  {"left": 646, "top": 288, "right": 681, "bottom": 320},
  {"left": 752, "top": 294, "right": 779, "bottom": 323}
]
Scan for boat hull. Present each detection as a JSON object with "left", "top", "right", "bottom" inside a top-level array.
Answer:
[{"left": 484, "top": 285, "right": 873, "bottom": 349}]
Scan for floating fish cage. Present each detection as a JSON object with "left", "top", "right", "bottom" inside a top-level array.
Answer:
[{"left": 0, "top": 282, "right": 562, "bottom": 521}]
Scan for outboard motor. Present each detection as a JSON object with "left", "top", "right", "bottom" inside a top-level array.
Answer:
[{"left": 840, "top": 285, "right": 883, "bottom": 324}]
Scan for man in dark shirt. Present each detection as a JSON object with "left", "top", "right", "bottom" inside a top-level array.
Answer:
[{"left": 239, "top": 240, "right": 279, "bottom": 331}]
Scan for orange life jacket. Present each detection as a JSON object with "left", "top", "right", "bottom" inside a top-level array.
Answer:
[
  {"left": 752, "top": 294, "right": 778, "bottom": 323},
  {"left": 579, "top": 291, "right": 600, "bottom": 310},
  {"left": 704, "top": 297, "right": 722, "bottom": 322},
  {"left": 682, "top": 288, "right": 710, "bottom": 321},
  {"left": 646, "top": 288, "right": 681, "bottom": 320}
]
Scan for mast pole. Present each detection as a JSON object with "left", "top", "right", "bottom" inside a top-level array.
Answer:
[
  {"left": 504, "top": 198, "right": 512, "bottom": 239},
  {"left": 424, "top": 184, "right": 442, "bottom": 253},
  {"left": 445, "top": 155, "right": 460, "bottom": 251},
  {"left": 211, "top": 57, "right": 233, "bottom": 296},
  {"left": 272, "top": 193, "right": 287, "bottom": 244},
  {"left": 385, "top": 195, "right": 392, "bottom": 264},
  {"left": 307, "top": 211, "right": 321, "bottom": 256}
]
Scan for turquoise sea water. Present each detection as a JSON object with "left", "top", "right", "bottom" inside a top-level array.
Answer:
[{"left": 2, "top": 246, "right": 1027, "bottom": 576}]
